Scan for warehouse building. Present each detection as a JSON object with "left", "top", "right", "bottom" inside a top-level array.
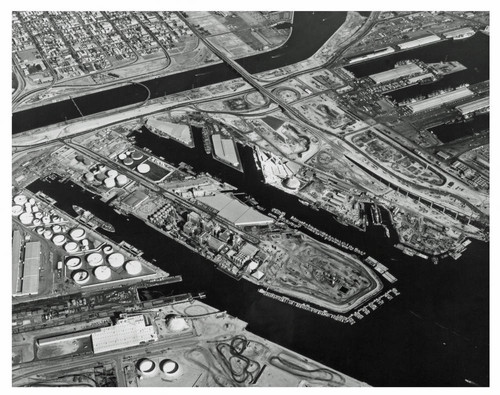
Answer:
[
  {"left": 92, "top": 315, "right": 158, "bottom": 354},
  {"left": 406, "top": 87, "right": 473, "bottom": 113},
  {"left": 456, "top": 97, "right": 489, "bottom": 116},
  {"left": 397, "top": 34, "right": 441, "bottom": 50},
  {"left": 369, "top": 63, "right": 423, "bottom": 84}
]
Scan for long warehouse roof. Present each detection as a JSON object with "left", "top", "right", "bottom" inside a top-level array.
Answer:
[
  {"left": 407, "top": 87, "right": 473, "bottom": 113},
  {"left": 369, "top": 63, "right": 423, "bottom": 84},
  {"left": 456, "top": 97, "right": 489, "bottom": 114}
]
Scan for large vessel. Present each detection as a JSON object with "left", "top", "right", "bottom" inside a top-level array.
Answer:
[{"left": 72, "top": 205, "right": 115, "bottom": 233}]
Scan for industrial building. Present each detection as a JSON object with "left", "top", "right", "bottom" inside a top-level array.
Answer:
[
  {"left": 348, "top": 47, "right": 395, "bottom": 64},
  {"left": 369, "top": 63, "right": 423, "bottom": 84},
  {"left": 211, "top": 134, "right": 239, "bottom": 166},
  {"left": 146, "top": 119, "right": 192, "bottom": 146},
  {"left": 397, "top": 35, "right": 441, "bottom": 50},
  {"left": 15, "top": 241, "right": 41, "bottom": 296},
  {"left": 123, "top": 189, "right": 149, "bottom": 209},
  {"left": 406, "top": 87, "right": 473, "bottom": 113},
  {"left": 12, "top": 230, "right": 23, "bottom": 295},
  {"left": 197, "top": 193, "right": 273, "bottom": 226},
  {"left": 91, "top": 315, "right": 158, "bottom": 354},
  {"left": 443, "top": 27, "right": 475, "bottom": 40},
  {"left": 455, "top": 96, "right": 489, "bottom": 116}
]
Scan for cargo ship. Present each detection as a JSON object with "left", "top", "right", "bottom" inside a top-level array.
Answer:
[{"left": 72, "top": 205, "right": 115, "bottom": 233}]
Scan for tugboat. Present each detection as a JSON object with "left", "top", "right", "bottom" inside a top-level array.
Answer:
[{"left": 72, "top": 205, "right": 115, "bottom": 233}]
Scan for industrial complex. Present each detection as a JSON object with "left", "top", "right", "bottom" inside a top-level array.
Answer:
[{"left": 12, "top": 10, "right": 489, "bottom": 388}]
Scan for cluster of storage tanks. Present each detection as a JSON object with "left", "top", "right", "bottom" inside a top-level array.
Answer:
[
  {"left": 67, "top": 248, "right": 144, "bottom": 285},
  {"left": 83, "top": 163, "right": 129, "bottom": 189},
  {"left": 12, "top": 194, "right": 143, "bottom": 286},
  {"left": 119, "top": 149, "right": 151, "bottom": 175},
  {"left": 136, "top": 358, "right": 181, "bottom": 380}
]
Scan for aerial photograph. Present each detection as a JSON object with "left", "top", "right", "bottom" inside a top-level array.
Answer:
[{"left": 11, "top": 9, "right": 489, "bottom": 387}]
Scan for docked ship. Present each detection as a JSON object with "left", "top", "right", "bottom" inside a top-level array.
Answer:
[{"left": 72, "top": 205, "right": 115, "bottom": 233}]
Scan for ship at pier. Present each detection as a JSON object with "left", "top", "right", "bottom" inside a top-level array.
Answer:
[{"left": 72, "top": 205, "right": 115, "bottom": 233}]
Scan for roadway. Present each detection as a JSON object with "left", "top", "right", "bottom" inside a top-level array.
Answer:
[{"left": 178, "top": 12, "right": 485, "bottom": 221}]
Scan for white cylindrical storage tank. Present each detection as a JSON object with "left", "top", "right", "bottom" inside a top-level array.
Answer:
[
  {"left": 116, "top": 174, "right": 128, "bottom": 187},
  {"left": 102, "top": 245, "right": 113, "bottom": 255},
  {"left": 29, "top": 198, "right": 36, "bottom": 205},
  {"left": 131, "top": 151, "right": 144, "bottom": 161},
  {"left": 12, "top": 205, "right": 23, "bottom": 216},
  {"left": 160, "top": 359, "right": 180, "bottom": 377},
  {"left": 72, "top": 270, "right": 90, "bottom": 285},
  {"left": 52, "top": 234, "right": 67, "bottom": 246},
  {"left": 94, "top": 266, "right": 112, "bottom": 281},
  {"left": 107, "top": 169, "right": 118, "bottom": 178},
  {"left": 86, "top": 252, "right": 103, "bottom": 267},
  {"left": 84, "top": 172, "right": 95, "bottom": 182},
  {"left": 108, "top": 252, "right": 125, "bottom": 268},
  {"left": 53, "top": 215, "right": 61, "bottom": 223},
  {"left": 42, "top": 216, "right": 51, "bottom": 224},
  {"left": 66, "top": 256, "right": 82, "bottom": 270},
  {"left": 19, "top": 212, "right": 34, "bottom": 225},
  {"left": 34, "top": 212, "right": 43, "bottom": 219},
  {"left": 32, "top": 205, "right": 40, "bottom": 213},
  {"left": 35, "top": 227, "right": 44, "bottom": 235},
  {"left": 43, "top": 229, "right": 53, "bottom": 239},
  {"left": 13, "top": 194, "right": 28, "bottom": 205},
  {"left": 64, "top": 241, "right": 79, "bottom": 253},
  {"left": 118, "top": 153, "right": 127, "bottom": 160},
  {"left": 70, "top": 228, "right": 86, "bottom": 241},
  {"left": 33, "top": 219, "right": 42, "bottom": 227},
  {"left": 52, "top": 225, "right": 62, "bottom": 233},
  {"left": 81, "top": 239, "right": 90, "bottom": 247},
  {"left": 137, "top": 359, "right": 158, "bottom": 377},
  {"left": 123, "top": 158, "right": 134, "bottom": 166},
  {"left": 125, "top": 260, "right": 142, "bottom": 275},
  {"left": 104, "top": 177, "right": 116, "bottom": 189},
  {"left": 137, "top": 163, "right": 150, "bottom": 174}
]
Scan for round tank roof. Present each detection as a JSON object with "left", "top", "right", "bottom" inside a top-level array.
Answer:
[
  {"left": 12, "top": 205, "right": 23, "bottom": 216},
  {"left": 102, "top": 245, "right": 114, "bottom": 255},
  {"left": 116, "top": 174, "right": 128, "bottom": 186},
  {"left": 95, "top": 173, "right": 107, "bottom": 181},
  {"left": 118, "top": 153, "right": 127, "bottom": 160},
  {"left": 107, "top": 169, "right": 118, "bottom": 178},
  {"left": 66, "top": 256, "right": 82, "bottom": 270},
  {"left": 33, "top": 219, "right": 42, "bottom": 226},
  {"left": 84, "top": 172, "right": 95, "bottom": 181},
  {"left": 166, "top": 316, "right": 189, "bottom": 332},
  {"left": 137, "top": 163, "right": 150, "bottom": 174},
  {"left": 13, "top": 194, "right": 28, "bottom": 205},
  {"left": 108, "top": 252, "right": 125, "bottom": 268},
  {"left": 42, "top": 216, "right": 51, "bottom": 224},
  {"left": 283, "top": 177, "right": 301, "bottom": 190},
  {"left": 70, "top": 228, "right": 86, "bottom": 241},
  {"left": 160, "top": 359, "right": 179, "bottom": 375},
  {"left": 72, "top": 270, "right": 90, "bottom": 285},
  {"left": 32, "top": 205, "right": 40, "bottom": 213},
  {"left": 131, "top": 151, "right": 144, "bottom": 161},
  {"left": 35, "top": 212, "right": 43, "bottom": 219},
  {"left": 94, "top": 266, "right": 112, "bottom": 281},
  {"left": 138, "top": 359, "right": 156, "bottom": 373},
  {"left": 52, "top": 225, "right": 62, "bottom": 233},
  {"left": 19, "top": 212, "right": 34, "bottom": 225},
  {"left": 43, "top": 230, "right": 53, "bottom": 239},
  {"left": 35, "top": 227, "right": 44, "bottom": 235},
  {"left": 125, "top": 260, "right": 142, "bottom": 275},
  {"left": 29, "top": 198, "right": 36, "bottom": 205},
  {"left": 86, "top": 252, "right": 103, "bottom": 267},
  {"left": 104, "top": 177, "right": 116, "bottom": 188},
  {"left": 52, "top": 234, "right": 67, "bottom": 246},
  {"left": 123, "top": 158, "right": 134, "bottom": 166},
  {"left": 64, "top": 241, "right": 79, "bottom": 253}
]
